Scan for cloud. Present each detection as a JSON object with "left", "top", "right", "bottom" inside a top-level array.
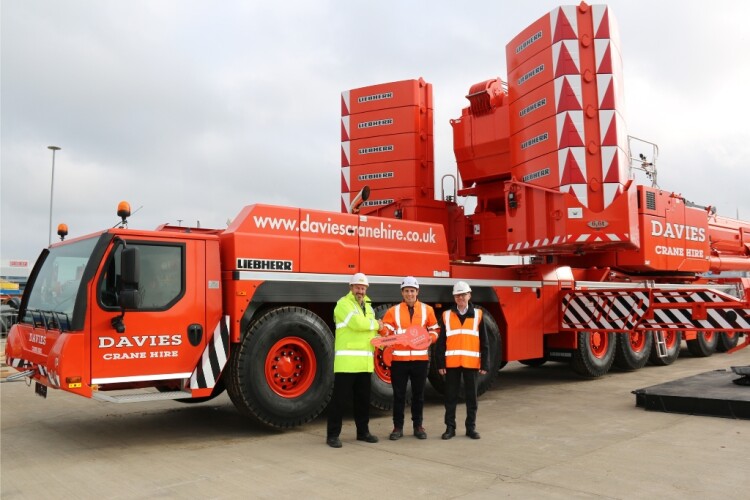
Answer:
[{"left": 2, "top": 0, "right": 749, "bottom": 267}]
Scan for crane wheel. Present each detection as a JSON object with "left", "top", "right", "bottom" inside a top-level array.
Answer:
[
  {"left": 715, "top": 332, "right": 739, "bottom": 352},
  {"left": 226, "top": 306, "right": 334, "bottom": 429},
  {"left": 571, "top": 330, "right": 616, "bottom": 377},
  {"left": 686, "top": 331, "right": 718, "bottom": 358},
  {"left": 613, "top": 330, "right": 652, "bottom": 370}
]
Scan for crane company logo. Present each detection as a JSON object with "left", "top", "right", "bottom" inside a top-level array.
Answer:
[
  {"left": 519, "top": 98, "right": 547, "bottom": 117},
  {"left": 587, "top": 220, "right": 609, "bottom": 229},
  {"left": 522, "top": 167, "right": 550, "bottom": 182},
  {"left": 358, "top": 92, "right": 393, "bottom": 103},
  {"left": 358, "top": 118, "right": 393, "bottom": 129},
  {"left": 28, "top": 332, "right": 46, "bottom": 345},
  {"left": 517, "top": 64, "right": 544, "bottom": 86},
  {"left": 650, "top": 220, "right": 706, "bottom": 242},
  {"left": 237, "top": 258, "right": 293, "bottom": 271},
  {"left": 98, "top": 335, "right": 182, "bottom": 349},
  {"left": 358, "top": 172, "right": 394, "bottom": 181},
  {"left": 520, "top": 132, "right": 548, "bottom": 150},
  {"left": 516, "top": 30, "right": 543, "bottom": 54},
  {"left": 362, "top": 199, "right": 394, "bottom": 207},
  {"left": 358, "top": 145, "right": 393, "bottom": 155}
]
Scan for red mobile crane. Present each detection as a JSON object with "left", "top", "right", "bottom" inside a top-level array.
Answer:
[{"left": 6, "top": 2, "right": 750, "bottom": 428}]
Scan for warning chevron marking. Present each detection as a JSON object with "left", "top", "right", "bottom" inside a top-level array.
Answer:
[
  {"left": 555, "top": 76, "right": 583, "bottom": 112},
  {"left": 341, "top": 141, "right": 350, "bottom": 167},
  {"left": 551, "top": 5, "right": 578, "bottom": 43},
  {"left": 601, "top": 146, "right": 628, "bottom": 184},
  {"left": 341, "top": 166, "right": 350, "bottom": 192},
  {"left": 557, "top": 111, "right": 584, "bottom": 148},
  {"left": 559, "top": 148, "right": 586, "bottom": 184},
  {"left": 593, "top": 6, "right": 611, "bottom": 39},
  {"left": 558, "top": 147, "right": 586, "bottom": 182},
  {"left": 341, "top": 91, "right": 351, "bottom": 116},
  {"left": 341, "top": 116, "right": 350, "bottom": 141},
  {"left": 597, "top": 74, "right": 615, "bottom": 109},
  {"left": 595, "top": 40, "right": 613, "bottom": 73},
  {"left": 603, "top": 183, "right": 622, "bottom": 208},
  {"left": 553, "top": 40, "right": 580, "bottom": 78}
]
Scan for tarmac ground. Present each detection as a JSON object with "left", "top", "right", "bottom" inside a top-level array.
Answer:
[{"left": 1, "top": 341, "right": 749, "bottom": 499}]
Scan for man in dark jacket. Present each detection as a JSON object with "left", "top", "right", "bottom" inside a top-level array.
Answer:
[{"left": 435, "top": 281, "right": 489, "bottom": 440}]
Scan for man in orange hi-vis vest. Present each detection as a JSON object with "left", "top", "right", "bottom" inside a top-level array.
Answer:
[
  {"left": 380, "top": 276, "right": 440, "bottom": 440},
  {"left": 436, "top": 281, "right": 489, "bottom": 440}
]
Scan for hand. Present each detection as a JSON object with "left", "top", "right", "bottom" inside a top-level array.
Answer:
[
  {"left": 377, "top": 319, "right": 384, "bottom": 330},
  {"left": 438, "top": 368, "right": 446, "bottom": 375},
  {"left": 479, "top": 369, "right": 487, "bottom": 375}
]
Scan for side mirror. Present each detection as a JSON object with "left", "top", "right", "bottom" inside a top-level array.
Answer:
[
  {"left": 121, "top": 246, "right": 140, "bottom": 286},
  {"left": 112, "top": 246, "right": 141, "bottom": 332},
  {"left": 118, "top": 289, "right": 141, "bottom": 310}
]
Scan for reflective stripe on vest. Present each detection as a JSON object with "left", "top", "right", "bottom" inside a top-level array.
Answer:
[
  {"left": 442, "top": 308, "right": 482, "bottom": 369},
  {"left": 336, "top": 310, "right": 376, "bottom": 331},
  {"left": 392, "top": 302, "right": 430, "bottom": 360}
]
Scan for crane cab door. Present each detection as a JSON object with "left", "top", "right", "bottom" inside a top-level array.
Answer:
[{"left": 89, "top": 238, "right": 207, "bottom": 387}]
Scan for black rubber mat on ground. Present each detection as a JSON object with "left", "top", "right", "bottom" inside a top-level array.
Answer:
[{"left": 633, "top": 369, "right": 750, "bottom": 419}]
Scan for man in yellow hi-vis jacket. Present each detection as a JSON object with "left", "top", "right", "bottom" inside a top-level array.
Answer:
[{"left": 326, "top": 273, "right": 383, "bottom": 448}]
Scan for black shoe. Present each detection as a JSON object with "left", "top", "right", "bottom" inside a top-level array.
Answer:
[
  {"left": 413, "top": 426, "right": 427, "bottom": 439},
  {"left": 466, "top": 429, "right": 481, "bottom": 440},
  {"left": 441, "top": 427, "right": 455, "bottom": 440},
  {"left": 356, "top": 433, "right": 379, "bottom": 443},
  {"left": 389, "top": 428, "right": 403, "bottom": 440},
  {"left": 326, "top": 436, "right": 342, "bottom": 448}
]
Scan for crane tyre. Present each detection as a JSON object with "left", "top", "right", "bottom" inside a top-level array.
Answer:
[
  {"left": 716, "top": 332, "right": 739, "bottom": 352},
  {"left": 226, "top": 306, "right": 334, "bottom": 429},
  {"left": 571, "top": 330, "right": 616, "bottom": 377},
  {"left": 613, "top": 330, "right": 652, "bottom": 370},
  {"left": 370, "top": 304, "right": 410, "bottom": 411},
  {"left": 427, "top": 307, "right": 501, "bottom": 397},
  {"left": 647, "top": 330, "right": 681, "bottom": 366},
  {"left": 686, "top": 331, "right": 718, "bottom": 358}
]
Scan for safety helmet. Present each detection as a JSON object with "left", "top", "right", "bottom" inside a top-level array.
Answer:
[
  {"left": 349, "top": 272, "right": 369, "bottom": 287},
  {"left": 452, "top": 281, "right": 472, "bottom": 295},
  {"left": 400, "top": 276, "right": 419, "bottom": 289}
]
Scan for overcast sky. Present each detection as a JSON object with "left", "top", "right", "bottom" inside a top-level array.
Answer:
[{"left": 2, "top": 0, "right": 749, "bottom": 263}]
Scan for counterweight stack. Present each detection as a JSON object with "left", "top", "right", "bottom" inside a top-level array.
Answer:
[
  {"left": 505, "top": 3, "right": 639, "bottom": 254},
  {"left": 340, "top": 80, "right": 435, "bottom": 215}
]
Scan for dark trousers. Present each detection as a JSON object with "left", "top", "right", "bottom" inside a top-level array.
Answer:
[
  {"left": 327, "top": 372, "right": 371, "bottom": 438},
  {"left": 390, "top": 360, "right": 429, "bottom": 429},
  {"left": 443, "top": 367, "right": 479, "bottom": 431}
]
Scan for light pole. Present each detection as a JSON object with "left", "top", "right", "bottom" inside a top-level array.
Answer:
[{"left": 48, "top": 146, "right": 61, "bottom": 246}]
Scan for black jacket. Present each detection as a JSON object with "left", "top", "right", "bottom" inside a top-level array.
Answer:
[{"left": 435, "top": 303, "right": 490, "bottom": 371}]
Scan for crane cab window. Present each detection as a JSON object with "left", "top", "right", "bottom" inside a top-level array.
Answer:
[{"left": 99, "top": 242, "right": 185, "bottom": 310}]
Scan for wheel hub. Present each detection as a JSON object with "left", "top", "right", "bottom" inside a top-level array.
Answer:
[{"left": 265, "top": 337, "right": 316, "bottom": 398}]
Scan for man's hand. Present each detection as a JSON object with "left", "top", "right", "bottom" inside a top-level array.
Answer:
[
  {"left": 377, "top": 319, "right": 384, "bottom": 330},
  {"left": 438, "top": 368, "right": 446, "bottom": 375}
]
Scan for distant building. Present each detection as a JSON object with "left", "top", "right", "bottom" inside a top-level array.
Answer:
[{"left": 1, "top": 259, "right": 32, "bottom": 295}]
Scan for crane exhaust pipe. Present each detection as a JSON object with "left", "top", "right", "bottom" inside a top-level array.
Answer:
[{"left": 349, "top": 186, "right": 370, "bottom": 214}]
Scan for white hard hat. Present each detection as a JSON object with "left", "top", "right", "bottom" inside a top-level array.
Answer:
[
  {"left": 452, "top": 281, "right": 472, "bottom": 295},
  {"left": 401, "top": 276, "right": 419, "bottom": 289},
  {"left": 349, "top": 272, "right": 369, "bottom": 287}
]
